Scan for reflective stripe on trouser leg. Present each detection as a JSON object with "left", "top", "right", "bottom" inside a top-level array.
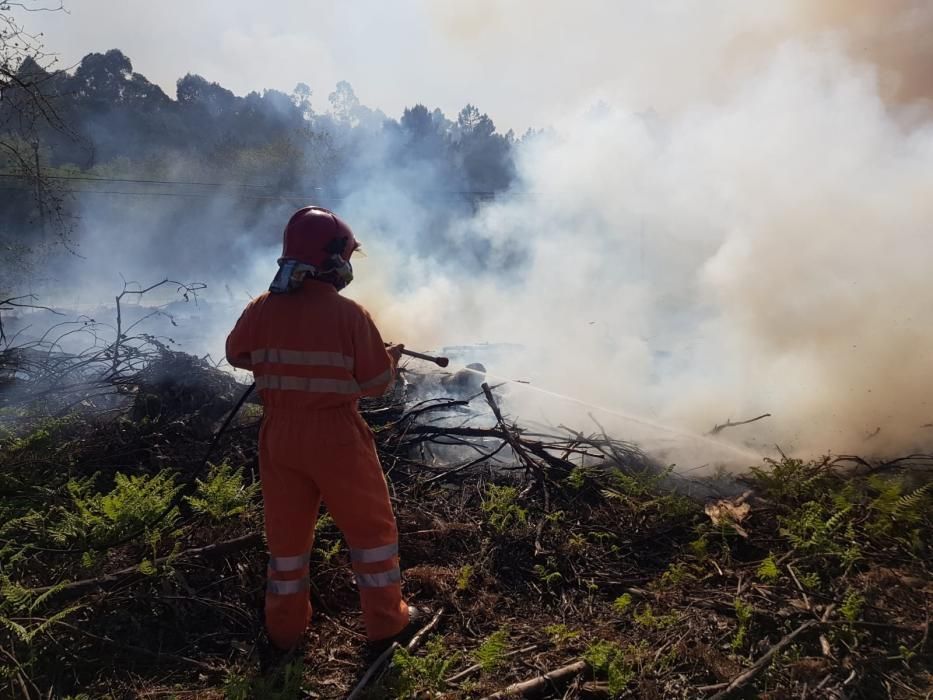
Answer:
[
  {"left": 268, "top": 575, "right": 310, "bottom": 595},
  {"left": 355, "top": 567, "right": 401, "bottom": 588},
  {"left": 269, "top": 552, "right": 310, "bottom": 572},
  {"left": 265, "top": 559, "right": 312, "bottom": 650},
  {"left": 349, "top": 542, "right": 398, "bottom": 564},
  {"left": 352, "top": 554, "right": 408, "bottom": 641}
]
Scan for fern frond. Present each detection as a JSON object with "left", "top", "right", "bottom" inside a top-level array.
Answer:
[{"left": 892, "top": 482, "right": 932, "bottom": 520}]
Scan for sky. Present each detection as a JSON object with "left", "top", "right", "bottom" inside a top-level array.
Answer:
[{"left": 12, "top": 0, "right": 821, "bottom": 133}]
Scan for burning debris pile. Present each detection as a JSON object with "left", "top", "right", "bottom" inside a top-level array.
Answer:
[{"left": 0, "top": 329, "right": 931, "bottom": 698}]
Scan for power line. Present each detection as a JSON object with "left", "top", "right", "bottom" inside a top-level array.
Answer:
[
  {"left": 0, "top": 172, "right": 527, "bottom": 198},
  {"left": 0, "top": 171, "right": 315, "bottom": 191},
  {"left": 0, "top": 183, "right": 523, "bottom": 201},
  {"left": 0, "top": 185, "right": 309, "bottom": 202}
]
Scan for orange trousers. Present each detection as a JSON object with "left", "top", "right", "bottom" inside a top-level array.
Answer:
[{"left": 259, "top": 405, "right": 409, "bottom": 650}]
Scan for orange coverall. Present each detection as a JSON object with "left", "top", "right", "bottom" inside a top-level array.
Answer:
[{"left": 225, "top": 279, "right": 409, "bottom": 649}]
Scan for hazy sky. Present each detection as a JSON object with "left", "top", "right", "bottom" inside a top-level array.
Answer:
[{"left": 21, "top": 0, "right": 797, "bottom": 133}]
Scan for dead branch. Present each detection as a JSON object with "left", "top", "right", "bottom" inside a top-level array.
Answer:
[
  {"left": 706, "top": 620, "right": 820, "bottom": 699},
  {"left": 479, "top": 659, "right": 589, "bottom": 699},
  {"left": 708, "top": 414, "right": 771, "bottom": 436},
  {"left": 482, "top": 382, "right": 542, "bottom": 478},
  {"left": 446, "top": 644, "right": 539, "bottom": 684},
  {"left": 28, "top": 533, "right": 262, "bottom": 601}
]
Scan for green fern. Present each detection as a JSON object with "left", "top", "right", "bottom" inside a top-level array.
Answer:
[
  {"left": 186, "top": 461, "right": 259, "bottom": 521},
  {"left": 474, "top": 627, "right": 510, "bottom": 672},
  {"left": 0, "top": 605, "right": 83, "bottom": 644},
  {"left": 51, "top": 470, "right": 181, "bottom": 547},
  {"left": 584, "top": 640, "right": 634, "bottom": 695},
  {"left": 891, "top": 482, "right": 932, "bottom": 521},
  {"left": 732, "top": 598, "right": 753, "bottom": 651},
  {"left": 544, "top": 624, "right": 580, "bottom": 646},
  {"left": 756, "top": 553, "right": 780, "bottom": 583},
  {"left": 482, "top": 485, "right": 528, "bottom": 534},
  {"left": 388, "top": 636, "right": 458, "bottom": 696},
  {"left": 612, "top": 593, "right": 633, "bottom": 614},
  {"left": 456, "top": 564, "right": 474, "bottom": 591}
]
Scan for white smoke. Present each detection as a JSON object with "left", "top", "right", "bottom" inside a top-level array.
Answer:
[{"left": 352, "top": 36, "right": 933, "bottom": 460}]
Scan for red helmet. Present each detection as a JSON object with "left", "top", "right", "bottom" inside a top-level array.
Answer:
[{"left": 281, "top": 206, "right": 358, "bottom": 267}]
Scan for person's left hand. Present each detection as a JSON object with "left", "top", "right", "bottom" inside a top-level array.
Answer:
[{"left": 386, "top": 343, "right": 405, "bottom": 366}]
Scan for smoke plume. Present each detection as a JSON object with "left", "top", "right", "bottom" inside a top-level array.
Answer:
[{"left": 348, "top": 2, "right": 933, "bottom": 459}]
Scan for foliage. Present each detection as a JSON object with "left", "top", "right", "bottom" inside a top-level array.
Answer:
[
  {"left": 51, "top": 471, "right": 181, "bottom": 547},
  {"left": 657, "top": 561, "right": 695, "bottom": 588},
  {"left": 185, "top": 460, "right": 259, "bottom": 521},
  {"left": 314, "top": 539, "right": 342, "bottom": 564},
  {"left": 474, "top": 627, "right": 510, "bottom": 672},
  {"left": 389, "top": 636, "right": 458, "bottom": 696},
  {"left": 840, "top": 589, "right": 864, "bottom": 623},
  {"left": 481, "top": 484, "right": 528, "bottom": 534},
  {"left": 732, "top": 598, "right": 753, "bottom": 652},
  {"left": 456, "top": 564, "right": 474, "bottom": 591},
  {"left": 225, "top": 659, "right": 307, "bottom": 700},
  {"left": 584, "top": 640, "right": 635, "bottom": 695},
  {"left": 566, "top": 465, "right": 591, "bottom": 490},
  {"left": 749, "top": 457, "right": 833, "bottom": 503},
  {"left": 544, "top": 623, "right": 580, "bottom": 646},
  {"left": 756, "top": 553, "right": 780, "bottom": 583},
  {"left": 612, "top": 592, "right": 633, "bottom": 615},
  {"left": 632, "top": 604, "right": 679, "bottom": 630},
  {"left": 533, "top": 558, "right": 563, "bottom": 587}
]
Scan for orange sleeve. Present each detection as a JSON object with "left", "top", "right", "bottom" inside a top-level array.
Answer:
[
  {"left": 226, "top": 303, "right": 255, "bottom": 371},
  {"left": 353, "top": 307, "right": 395, "bottom": 397}
]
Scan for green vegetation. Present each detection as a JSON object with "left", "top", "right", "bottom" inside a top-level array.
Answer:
[
  {"left": 612, "top": 592, "right": 633, "bottom": 614},
  {"left": 732, "top": 598, "right": 753, "bottom": 651},
  {"left": 481, "top": 484, "right": 528, "bottom": 533},
  {"left": 544, "top": 623, "right": 580, "bottom": 646},
  {"left": 584, "top": 640, "right": 635, "bottom": 696},
  {"left": 186, "top": 460, "right": 259, "bottom": 521},
  {"left": 756, "top": 553, "right": 780, "bottom": 582},
  {"left": 388, "top": 637, "right": 458, "bottom": 696},
  {"left": 54, "top": 471, "right": 181, "bottom": 547},
  {"left": 225, "top": 660, "right": 308, "bottom": 700},
  {"left": 474, "top": 627, "right": 510, "bottom": 672},
  {"left": 456, "top": 564, "right": 474, "bottom": 591}
]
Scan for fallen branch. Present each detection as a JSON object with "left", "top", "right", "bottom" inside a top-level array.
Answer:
[
  {"left": 447, "top": 644, "right": 539, "bottom": 684},
  {"left": 479, "top": 659, "right": 589, "bottom": 699},
  {"left": 705, "top": 619, "right": 819, "bottom": 699},
  {"left": 482, "top": 382, "right": 543, "bottom": 480},
  {"left": 708, "top": 414, "right": 771, "bottom": 436},
  {"left": 28, "top": 532, "right": 262, "bottom": 600}
]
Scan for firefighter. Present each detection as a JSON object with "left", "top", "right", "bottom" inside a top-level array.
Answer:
[{"left": 226, "top": 206, "right": 426, "bottom": 653}]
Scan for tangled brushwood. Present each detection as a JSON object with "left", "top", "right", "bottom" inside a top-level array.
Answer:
[{"left": 0, "top": 305, "right": 931, "bottom": 698}]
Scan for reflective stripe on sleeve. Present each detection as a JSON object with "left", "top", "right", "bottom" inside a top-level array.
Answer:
[
  {"left": 355, "top": 567, "right": 402, "bottom": 589},
  {"left": 359, "top": 369, "right": 392, "bottom": 391},
  {"left": 251, "top": 348, "right": 354, "bottom": 370},
  {"left": 255, "top": 375, "right": 361, "bottom": 394},
  {"left": 268, "top": 553, "right": 310, "bottom": 572},
  {"left": 267, "top": 575, "right": 310, "bottom": 596},
  {"left": 349, "top": 542, "right": 398, "bottom": 564}
]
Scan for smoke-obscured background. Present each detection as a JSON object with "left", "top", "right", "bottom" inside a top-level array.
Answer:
[{"left": 3, "top": 1, "right": 932, "bottom": 460}]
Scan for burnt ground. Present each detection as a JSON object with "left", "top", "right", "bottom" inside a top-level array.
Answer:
[{"left": 0, "top": 350, "right": 930, "bottom": 699}]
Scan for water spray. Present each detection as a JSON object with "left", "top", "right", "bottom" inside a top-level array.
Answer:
[{"left": 451, "top": 362, "right": 763, "bottom": 463}]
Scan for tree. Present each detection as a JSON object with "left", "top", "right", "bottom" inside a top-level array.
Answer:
[
  {"left": 291, "top": 82, "right": 314, "bottom": 120},
  {"left": 0, "top": 2, "right": 74, "bottom": 284},
  {"left": 328, "top": 80, "right": 360, "bottom": 125}
]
